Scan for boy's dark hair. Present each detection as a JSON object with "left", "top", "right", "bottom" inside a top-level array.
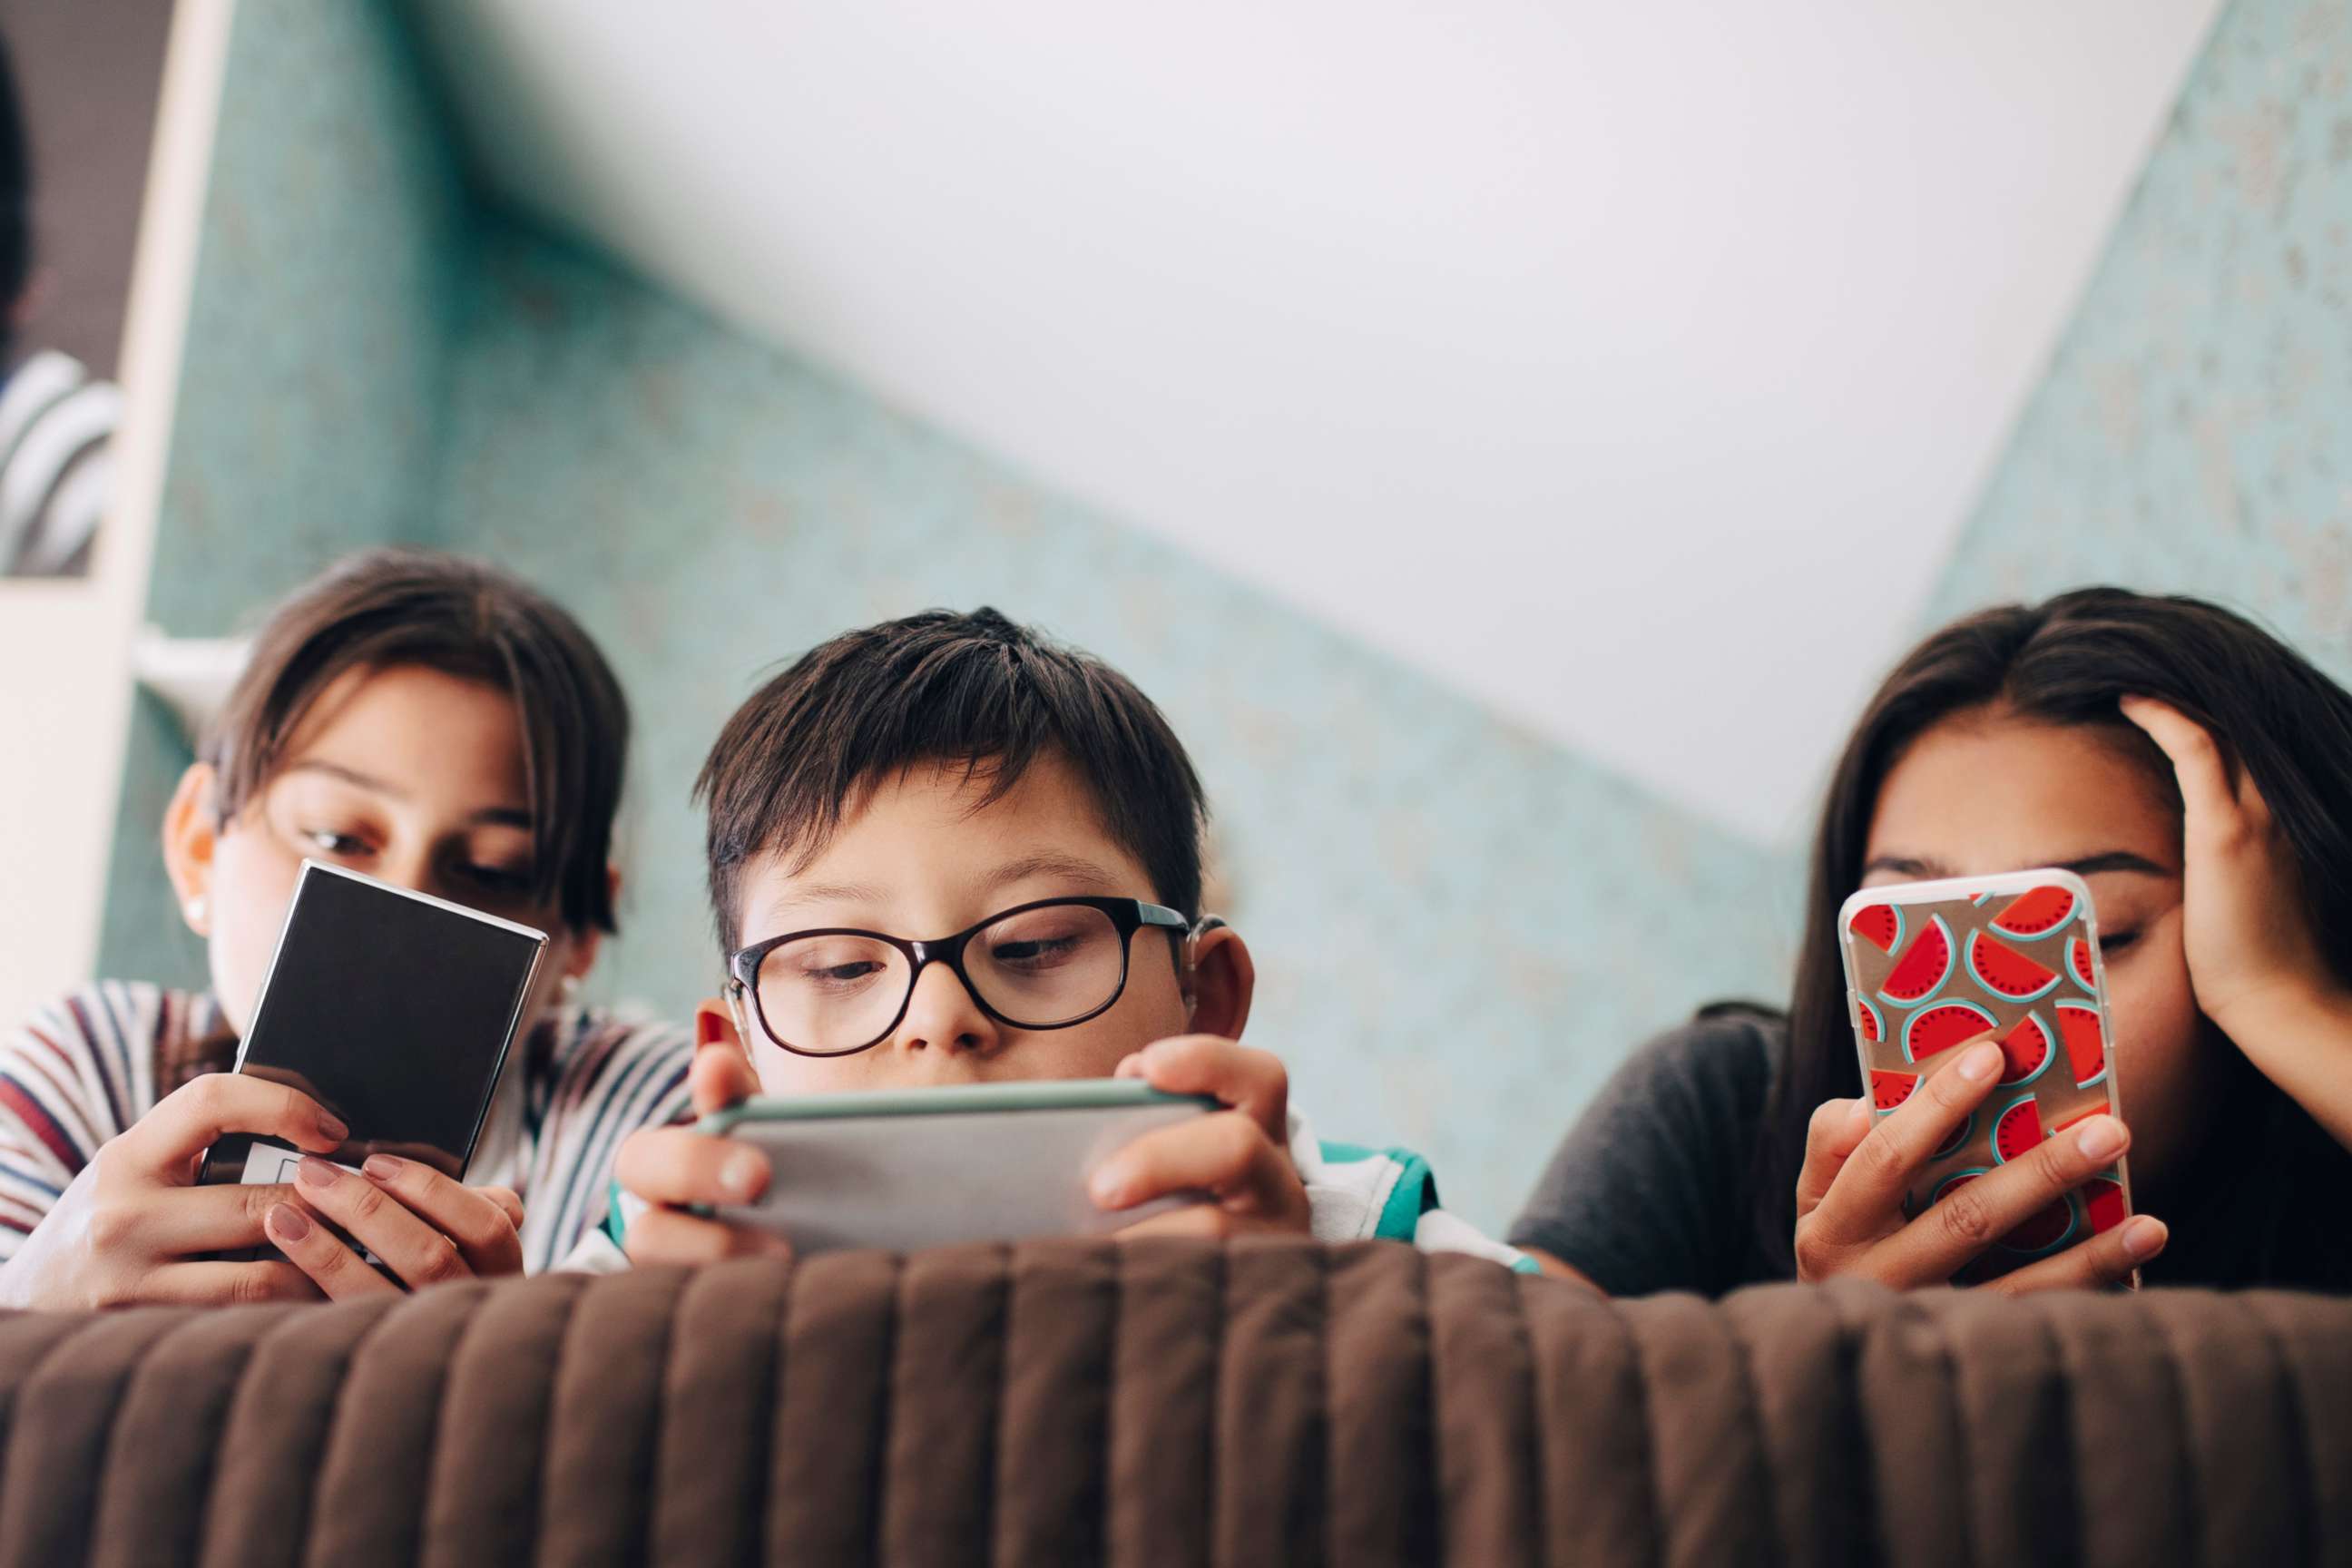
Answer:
[
  {"left": 204, "top": 549, "right": 631, "bottom": 935},
  {"left": 697, "top": 608, "right": 1207, "bottom": 949}
]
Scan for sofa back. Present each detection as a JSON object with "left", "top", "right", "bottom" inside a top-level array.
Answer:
[{"left": 0, "top": 1240, "right": 2345, "bottom": 1566}]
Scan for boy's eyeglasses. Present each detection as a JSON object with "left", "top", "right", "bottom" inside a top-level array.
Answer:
[{"left": 725, "top": 897, "right": 1191, "bottom": 1058}]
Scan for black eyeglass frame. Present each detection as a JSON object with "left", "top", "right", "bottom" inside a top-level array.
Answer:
[{"left": 725, "top": 896, "right": 1192, "bottom": 1058}]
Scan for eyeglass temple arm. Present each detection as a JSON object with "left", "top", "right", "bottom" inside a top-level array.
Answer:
[{"left": 721, "top": 972, "right": 754, "bottom": 1044}]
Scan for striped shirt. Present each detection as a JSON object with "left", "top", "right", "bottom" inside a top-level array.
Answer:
[
  {"left": 0, "top": 981, "right": 692, "bottom": 1275},
  {"left": 0, "top": 349, "right": 119, "bottom": 577}
]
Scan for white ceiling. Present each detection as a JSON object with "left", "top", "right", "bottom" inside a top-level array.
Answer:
[{"left": 415, "top": 0, "right": 2221, "bottom": 844}]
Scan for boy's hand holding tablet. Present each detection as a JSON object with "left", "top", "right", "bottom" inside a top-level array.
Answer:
[
  {"left": 617, "top": 1033, "right": 1310, "bottom": 1265},
  {"left": 1095, "top": 1035, "right": 1311, "bottom": 1238}
]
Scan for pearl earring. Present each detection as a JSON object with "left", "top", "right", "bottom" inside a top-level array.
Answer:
[{"left": 185, "top": 896, "right": 207, "bottom": 926}]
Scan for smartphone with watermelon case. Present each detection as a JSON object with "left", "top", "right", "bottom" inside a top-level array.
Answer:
[{"left": 1837, "top": 867, "right": 2134, "bottom": 1283}]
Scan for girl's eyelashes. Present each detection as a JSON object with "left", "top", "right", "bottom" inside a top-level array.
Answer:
[
  {"left": 289, "top": 827, "right": 533, "bottom": 896},
  {"left": 300, "top": 827, "right": 372, "bottom": 858},
  {"left": 2102, "top": 930, "right": 2141, "bottom": 955},
  {"left": 458, "top": 861, "right": 534, "bottom": 896}
]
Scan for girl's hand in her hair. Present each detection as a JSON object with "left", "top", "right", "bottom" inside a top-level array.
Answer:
[
  {"left": 612, "top": 1041, "right": 794, "bottom": 1266},
  {"left": 2124, "top": 695, "right": 2352, "bottom": 1149},
  {"left": 1093, "top": 1037, "right": 1312, "bottom": 1238},
  {"left": 1793, "top": 1038, "right": 2168, "bottom": 1292},
  {"left": 2120, "top": 697, "right": 2343, "bottom": 1037}
]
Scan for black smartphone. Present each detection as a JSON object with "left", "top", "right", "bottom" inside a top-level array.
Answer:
[{"left": 197, "top": 859, "right": 548, "bottom": 1195}]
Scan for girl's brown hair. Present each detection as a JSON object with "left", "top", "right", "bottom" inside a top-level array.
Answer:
[{"left": 203, "top": 549, "right": 629, "bottom": 934}]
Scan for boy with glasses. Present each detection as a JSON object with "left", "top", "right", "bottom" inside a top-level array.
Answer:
[{"left": 605, "top": 609, "right": 1524, "bottom": 1269}]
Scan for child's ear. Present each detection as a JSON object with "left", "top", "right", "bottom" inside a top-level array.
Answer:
[
  {"left": 691, "top": 993, "right": 763, "bottom": 1113},
  {"left": 1184, "top": 925, "right": 1254, "bottom": 1040},
  {"left": 696, "top": 994, "right": 751, "bottom": 1058},
  {"left": 161, "top": 763, "right": 220, "bottom": 936}
]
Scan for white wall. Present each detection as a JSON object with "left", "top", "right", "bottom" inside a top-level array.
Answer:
[
  {"left": 0, "top": 0, "right": 229, "bottom": 1029},
  {"left": 420, "top": 0, "right": 2222, "bottom": 845}
]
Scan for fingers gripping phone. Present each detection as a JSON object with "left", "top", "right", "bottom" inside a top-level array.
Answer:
[
  {"left": 1838, "top": 868, "right": 2133, "bottom": 1279},
  {"left": 197, "top": 861, "right": 547, "bottom": 1203},
  {"left": 695, "top": 1079, "right": 1218, "bottom": 1254}
]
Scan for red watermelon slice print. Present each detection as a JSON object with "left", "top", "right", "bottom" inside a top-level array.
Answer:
[
  {"left": 1880, "top": 915, "right": 1955, "bottom": 1007},
  {"left": 1871, "top": 1068, "right": 1917, "bottom": 1112},
  {"left": 2054, "top": 1001, "right": 2107, "bottom": 1089},
  {"left": 1988, "top": 884, "right": 2075, "bottom": 941},
  {"left": 2067, "top": 936, "right": 2097, "bottom": 992},
  {"left": 1992, "top": 1095, "right": 2045, "bottom": 1162},
  {"left": 1965, "top": 930, "right": 2061, "bottom": 1004},
  {"left": 1849, "top": 902, "right": 1903, "bottom": 955},
  {"left": 2082, "top": 1176, "right": 2127, "bottom": 1235},
  {"left": 1994, "top": 1012, "right": 2053, "bottom": 1085},
  {"left": 1903, "top": 998, "right": 1995, "bottom": 1063}
]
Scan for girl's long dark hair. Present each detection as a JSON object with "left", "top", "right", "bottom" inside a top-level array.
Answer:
[{"left": 1752, "top": 587, "right": 2352, "bottom": 1278}]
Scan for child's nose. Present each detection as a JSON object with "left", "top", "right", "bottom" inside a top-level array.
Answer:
[
  {"left": 889, "top": 962, "right": 998, "bottom": 1057},
  {"left": 373, "top": 846, "right": 436, "bottom": 898}
]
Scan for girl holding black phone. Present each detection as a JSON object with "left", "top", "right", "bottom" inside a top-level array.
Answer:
[{"left": 0, "top": 550, "right": 691, "bottom": 1308}]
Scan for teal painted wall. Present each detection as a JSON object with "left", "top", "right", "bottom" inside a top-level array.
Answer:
[
  {"left": 1929, "top": 0, "right": 2352, "bottom": 661},
  {"left": 102, "top": 0, "right": 1792, "bottom": 1228},
  {"left": 95, "top": 0, "right": 471, "bottom": 987},
  {"left": 418, "top": 226, "right": 1789, "bottom": 1228}
]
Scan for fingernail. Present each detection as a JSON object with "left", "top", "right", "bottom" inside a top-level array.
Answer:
[
  {"left": 2122, "top": 1215, "right": 2167, "bottom": 1260},
  {"left": 2076, "top": 1116, "right": 2128, "bottom": 1161},
  {"left": 297, "top": 1156, "right": 339, "bottom": 1189},
  {"left": 362, "top": 1154, "right": 403, "bottom": 1181},
  {"left": 721, "top": 1151, "right": 764, "bottom": 1200},
  {"left": 1957, "top": 1043, "right": 2002, "bottom": 1082},
  {"left": 316, "top": 1110, "right": 350, "bottom": 1144},
  {"left": 268, "top": 1203, "right": 311, "bottom": 1242},
  {"left": 1090, "top": 1167, "right": 1128, "bottom": 1207}
]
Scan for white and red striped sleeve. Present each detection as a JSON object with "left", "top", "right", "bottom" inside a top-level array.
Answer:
[
  {"left": 516, "top": 1008, "right": 692, "bottom": 1275},
  {"left": 0, "top": 981, "right": 169, "bottom": 1259}
]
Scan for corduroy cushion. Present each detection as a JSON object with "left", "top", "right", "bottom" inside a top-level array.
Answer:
[{"left": 0, "top": 1239, "right": 2344, "bottom": 1567}]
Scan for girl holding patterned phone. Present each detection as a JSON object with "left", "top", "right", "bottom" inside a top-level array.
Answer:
[{"left": 1512, "top": 587, "right": 2352, "bottom": 1297}]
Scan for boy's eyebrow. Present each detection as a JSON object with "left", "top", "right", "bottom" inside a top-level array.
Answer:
[
  {"left": 981, "top": 852, "right": 1124, "bottom": 894},
  {"left": 750, "top": 857, "right": 1128, "bottom": 941},
  {"left": 758, "top": 881, "right": 888, "bottom": 924},
  {"left": 1861, "top": 850, "right": 2177, "bottom": 880},
  {"left": 279, "top": 760, "right": 533, "bottom": 829}
]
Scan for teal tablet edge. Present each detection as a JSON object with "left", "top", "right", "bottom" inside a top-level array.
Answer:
[{"left": 694, "top": 1077, "right": 1219, "bottom": 1135}]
